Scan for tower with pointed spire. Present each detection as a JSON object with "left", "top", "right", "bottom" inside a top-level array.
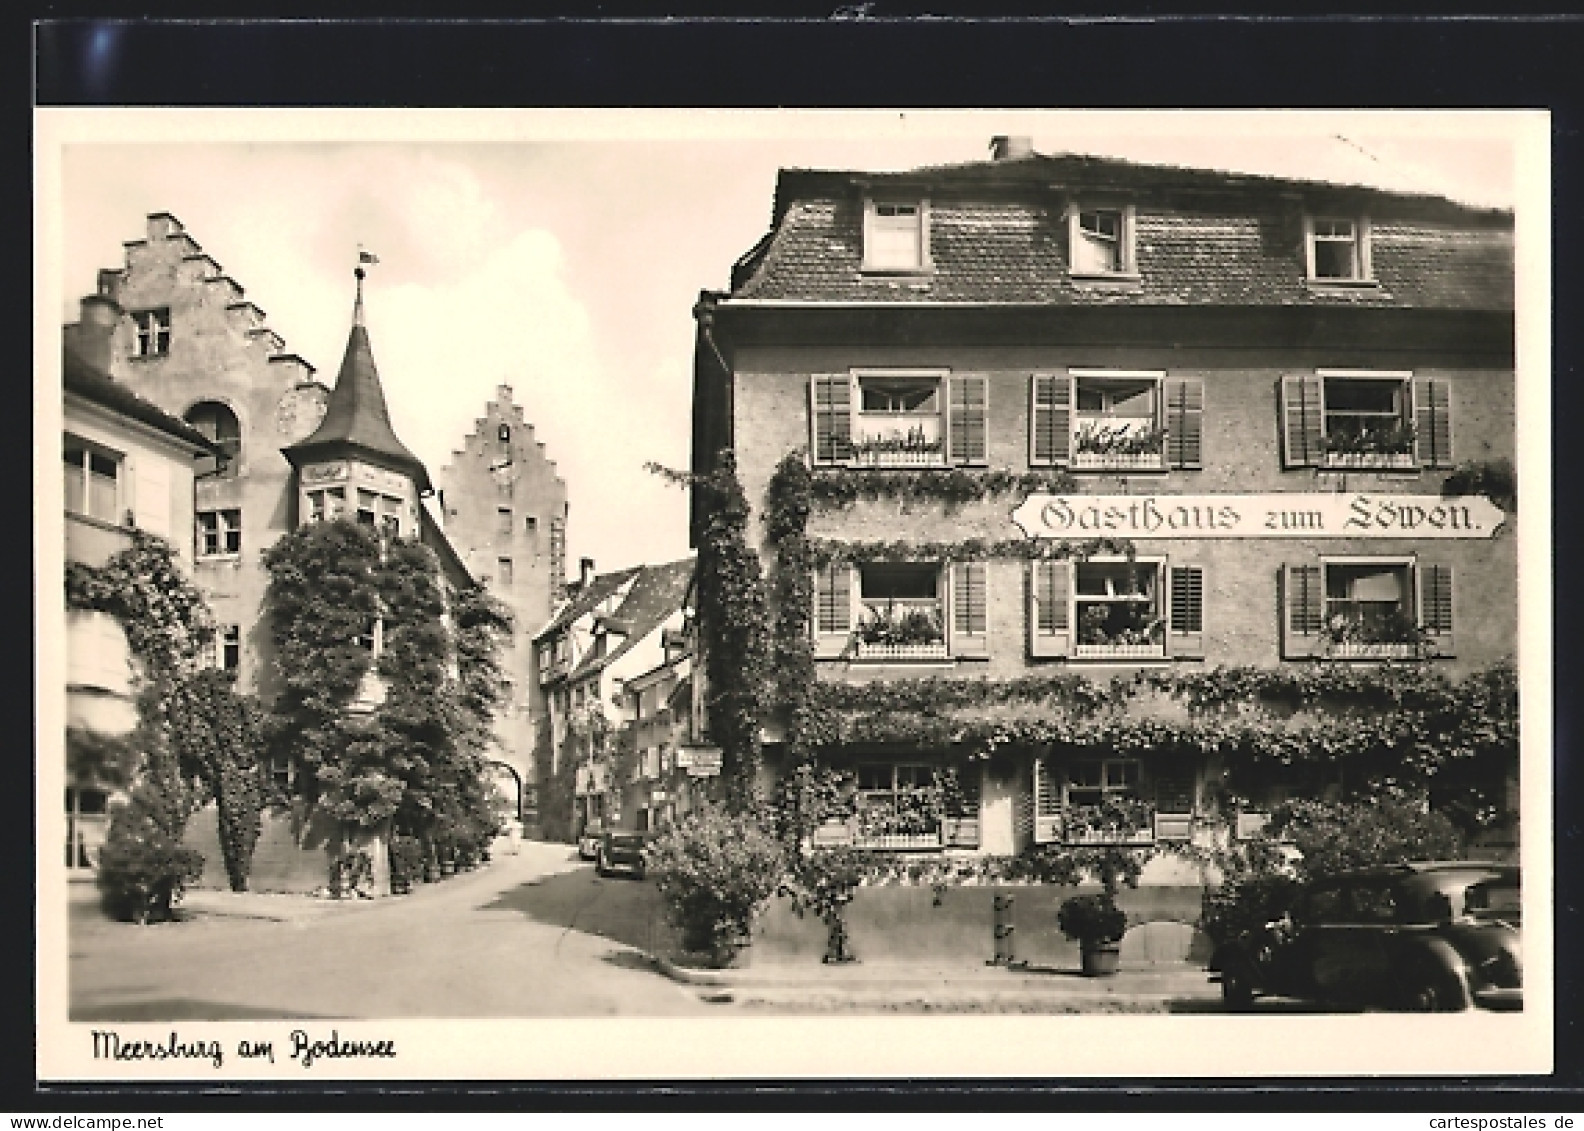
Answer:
[{"left": 282, "top": 264, "right": 431, "bottom": 538}]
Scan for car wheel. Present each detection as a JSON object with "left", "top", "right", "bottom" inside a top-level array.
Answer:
[
  {"left": 1221, "top": 965, "right": 1256, "bottom": 1012},
  {"left": 1402, "top": 976, "right": 1458, "bottom": 1013},
  {"left": 595, "top": 851, "right": 611, "bottom": 877},
  {"left": 633, "top": 859, "right": 647, "bottom": 881}
]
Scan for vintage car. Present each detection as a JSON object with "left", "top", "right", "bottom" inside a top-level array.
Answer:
[
  {"left": 1208, "top": 861, "right": 1521, "bottom": 1012},
  {"left": 595, "top": 829, "right": 652, "bottom": 879},
  {"left": 576, "top": 821, "right": 605, "bottom": 862}
]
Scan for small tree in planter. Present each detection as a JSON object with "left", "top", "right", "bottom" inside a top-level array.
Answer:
[
  {"left": 647, "top": 802, "right": 785, "bottom": 967},
  {"left": 1057, "top": 892, "right": 1129, "bottom": 976},
  {"left": 388, "top": 834, "right": 425, "bottom": 895},
  {"left": 784, "top": 846, "right": 869, "bottom": 964}
]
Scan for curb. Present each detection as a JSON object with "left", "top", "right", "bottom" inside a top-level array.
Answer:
[{"left": 650, "top": 954, "right": 736, "bottom": 987}]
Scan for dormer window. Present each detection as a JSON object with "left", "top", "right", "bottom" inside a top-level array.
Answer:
[
  {"left": 1306, "top": 216, "right": 1373, "bottom": 283},
  {"left": 863, "top": 200, "right": 929, "bottom": 272},
  {"left": 1069, "top": 206, "right": 1136, "bottom": 278}
]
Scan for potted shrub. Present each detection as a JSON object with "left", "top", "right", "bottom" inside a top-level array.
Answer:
[{"left": 1058, "top": 892, "right": 1129, "bottom": 976}]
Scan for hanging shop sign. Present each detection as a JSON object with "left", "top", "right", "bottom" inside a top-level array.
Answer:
[
  {"left": 676, "top": 744, "right": 723, "bottom": 777},
  {"left": 1011, "top": 493, "right": 1505, "bottom": 541}
]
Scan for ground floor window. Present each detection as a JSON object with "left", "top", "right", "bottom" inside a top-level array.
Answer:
[{"left": 66, "top": 785, "right": 109, "bottom": 869}]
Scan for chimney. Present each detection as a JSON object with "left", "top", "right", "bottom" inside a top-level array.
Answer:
[
  {"left": 990, "top": 135, "right": 1034, "bottom": 161},
  {"left": 69, "top": 293, "right": 122, "bottom": 374},
  {"left": 579, "top": 557, "right": 596, "bottom": 589}
]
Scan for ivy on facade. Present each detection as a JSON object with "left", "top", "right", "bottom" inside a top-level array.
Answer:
[
  {"left": 262, "top": 521, "right": 508, "bottom": 862},
  {"left": 694, "top": 450, "right": 770, "bottom": 809}
]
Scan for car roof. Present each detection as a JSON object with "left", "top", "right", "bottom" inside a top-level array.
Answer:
[{"left": 1317, "top": 861, "right": 1517, "bottom": 882}]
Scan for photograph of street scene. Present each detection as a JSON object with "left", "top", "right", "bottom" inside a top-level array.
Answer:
[{"left": 48, "top": 112, "right": 1531, "bottom": 1027}]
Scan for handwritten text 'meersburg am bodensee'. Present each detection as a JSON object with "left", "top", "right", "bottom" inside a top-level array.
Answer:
[
  {"left": 1010, "top": 493, "right": 1505, "bottom": 541},
  {"left": 91, "top": 1029, "right": 396, "bottom": 1069}
]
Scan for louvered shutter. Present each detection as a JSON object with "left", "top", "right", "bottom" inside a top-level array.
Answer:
[
  {"left": 132, "top": 457, "right": 172, "bottom": 538},
  {"left": 1167, "top": 563, "right": 1205, "bottom": 659},
  {"left": 1152, "top": 763, "right": 1196, "bottom": 842},
  {"left": 809, "top": 374, "right": 852, "bottom": 465},
  {"left": 949, "top": 561, "right": 989, "bottom": 658},
  {"left": 948, "top": 375, "right": 988, "bottom": 465},
  {"left": 1414, "top": 378, "right": 1454, "bottom": 469},
  {"left": 813, "top": 562, "right": 855, "bottom": 658},
  {"left": 1030, "top": 374, "right": 1073, "bottom": 466},
  {"left": 1165, "top": 378, "right": 1204, "bottom": 470},
  {"left": 1417, "top": 563, "right": 1455, "bottom": 658},
  {"left": 1281, "top": 375, "right": 1324, "bottom": 468},
  {"left": 1028, "top": 560, "right": 1072, "bottom": 658},
  {"left": 1281, "top": 563, "right": 1325, "bottom": 659},
  {"left": 1033, "top": 757, "right": 1061, "bottom": 844}
]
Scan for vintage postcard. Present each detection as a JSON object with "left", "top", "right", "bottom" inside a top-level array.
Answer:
[{"left": 34, "top": 107, "right": 1553, "bottom": 1082}]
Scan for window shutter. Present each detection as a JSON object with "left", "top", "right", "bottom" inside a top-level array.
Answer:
[
  {"left": 812, "top": 562, "right": 854, "bottom": 659},
  {"left": 949, "top": 561, "right": 989, "bottom": 658},
  {"left": 1417, "top": 563, "right": 1456, "bottom": 657},
  {"left": 1167, "top": 563, "right": 1205, "bottom": 659},
  {"left": 1030, "top": 374, "right": 1073, "bottom": 466},
  {"left": 1033, "top": 757, "right": 1060, "bottom": 844},
  {"left": 1280, "top": 375, "right": 1324, "bottom": 468},
  {"left": 809, "top": 374, "right": 852, "bottom": 465},
  {"left": 133, "top": 457, "right": 171, "bottom": 538},
  {"left": 1281, "top": 563, "right": 1324, "bottom": 659},
  {"left": 1414, "top": 377, "right": 1453, "bottom": 469},
  {"left": 1165, "top": 378, "right": 1204, "bottom": 470},
  {"left": 948, "top": 375, "right": 988, "bottom": 465},
  {"left": 1028, "top": 560, "right": 1072, "bottom": 658}
]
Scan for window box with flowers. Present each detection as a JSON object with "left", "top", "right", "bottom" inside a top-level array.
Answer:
[
  {"left": 1063, "top": 796, "right": 1158, "bottom": 846},
  {"left": 854, "top": 600, "right": 948, "bottom": 662}
]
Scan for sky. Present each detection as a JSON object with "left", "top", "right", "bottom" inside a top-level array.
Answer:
[{"left": 44, "top": 110, "right": 1528, "bottom": 579}]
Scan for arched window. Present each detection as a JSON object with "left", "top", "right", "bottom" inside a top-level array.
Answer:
[
  {"left": 184, "top": 401, "right": 242, "bottom": 476},
  {"left": 497, "top": 423, "right": 511, "bottom": 445}
]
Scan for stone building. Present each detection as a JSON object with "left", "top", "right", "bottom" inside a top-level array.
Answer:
[
  {"left": 61, "top": 299, "right": 222, "bottom": 870},
  {"left": 531, "top": 556, "right": 695, "bottom": 841},
  {"left": 690, "top": 139, "right": 1517, "bottom": 892},
  {"left": 436, "top": 386, "right": 569, "bottom": 826},
  {"left": 75, "top": 213, "right": 481, "bottom": 892}
]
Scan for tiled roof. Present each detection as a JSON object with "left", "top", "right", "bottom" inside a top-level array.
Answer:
[
  {"left": 731, "top": 155, "right": 1513, "bottom": 311},
  {"left": 284, "top": 307, "right": 433, "bottom": 493},
  {"left": 63, "top": 346, "right": 220, "bottom": 454},
  {"left": 560, "top": 557, "right": 695, "bottom": 682},
  {"left": 535, "top": 566, "right": 643, "bottom": 642}
]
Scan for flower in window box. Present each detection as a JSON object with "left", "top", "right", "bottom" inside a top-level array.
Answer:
[
  {"left": 1321, "top": 419, "right": 1417, "bottom": 458},
  {"left": 1074, "top": 422, "right": 1167, "bottom": 457}
]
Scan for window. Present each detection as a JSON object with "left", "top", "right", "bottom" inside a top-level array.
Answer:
[
  {"left": 815, "top": 560, "right": 987, "bottom": 660},
  {"left": 497, "top": 557, "right": 513, "bottom": 586},
  {"left": 62, "top": 436, "right": 121, "bottom": 523},
  {"left": 852, "top": 763, "right": 945, "bottom": 848},
  {"left": 497, "top": 508, "right": 513, "bottom": 537},
  {"left": 1283, "top": 558, "right": 1454, "bottom": 659},
  {"left": 216, "top": 625, "right": 241, "bottom": 672},
  {"left": 498, "top": 477, "right": 514, "bottom": 501},
  {"left": 306, "top": 486, "right": 346, "bottom": 524},
  {"left": 269, "top": 755, "right": 295, "bottom": 794},
  {"left": 1282, "top": 371, "right": 1450, "bottom": 469},
  {"left": 183, "top": 402, "right": 241, "bottom": 475},
  {"left": 1065, "top": 758, "right": 1140, "bottom": 808},
  {"left": 197, "top": 508, "right": 242, "bottom": 557},
  {"left": 498, "top": 423, "right": 511, "bottom": 444},
  {"left": 379, "top": 496, "right": 402, "bottom": 540},
  {"left": 1032, "top": 372, "right": 1202, "bottom": 471},
  {"left": 1306, "top": 216, "right": 1371, "bottom": 282},
  {"left": 1075, "top": 560, "right": 1163, "bottom": 658},
  {"left": 1068, "top": 206, "right": 1136, "bottom": 277},
  {"left": 132, "top": 308, "right": 171, "bottom": 357},
  {"left": 1029, "top": 558, "right": 1204, "bottom": 660},
  {"left": 549, "top": 518, "right": 566, "bottom": 585},
  {"left": 811, "top": 372, "right": 984, "bottom": 468},
  {"left": 524, "top": 514, "right": 537, "bottom": 533},
  {"left": 863, "top": 200, "right": 928, "bottom": 272},
  {"left": 356, "top": 489, "right": 378, "bottom": 526},
  {"left": 354, "top": 617, "right": 382, "bottom": 655}
]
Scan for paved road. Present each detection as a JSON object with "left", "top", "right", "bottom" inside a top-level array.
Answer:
[{"left": 70, "top": 841, "right": 721, "bottom": 1021}]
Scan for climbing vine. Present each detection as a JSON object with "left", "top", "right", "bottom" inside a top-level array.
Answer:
[
  {"left": 694, "top": 450, "right": 770, "bottom": 809},
  {"left": 808, "top": 536, "right": 1136, "bottom": 567},
  {"left": 808, "top": 466, "right": 1080, "bottom": 509},
  {"left": 66, "top": 530, "right": 214, "bottom": 680}
]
